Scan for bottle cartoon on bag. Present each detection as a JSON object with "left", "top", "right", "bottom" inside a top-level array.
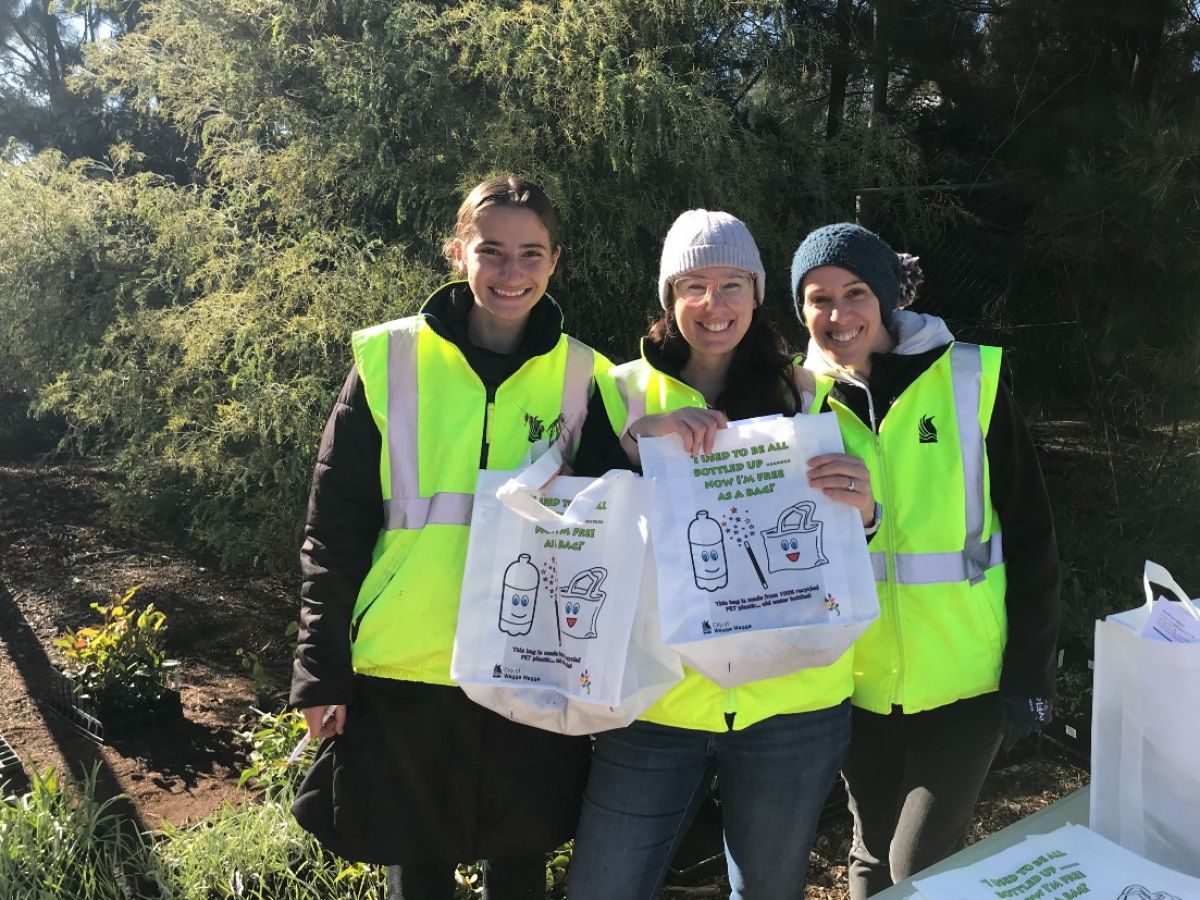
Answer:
[
  {"left": 560, "top": 567, "right": 608, "bottom": 639},
  {"left": 761, "top": 501, "right": 828, "bottom": 573},
  {"left": 689, "top": 511, "right": 728, "bottom": 591},
  {"left": 499, "top": 553, "right": 539, "bottom": 636}
]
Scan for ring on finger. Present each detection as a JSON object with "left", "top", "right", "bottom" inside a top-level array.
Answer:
[{"left": 847, "top": 477, "right": 857, "bottom": 493}]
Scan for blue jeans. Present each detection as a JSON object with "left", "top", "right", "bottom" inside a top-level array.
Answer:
[{"left": 568, "top": 701, "right": 850, "bottom": 900}]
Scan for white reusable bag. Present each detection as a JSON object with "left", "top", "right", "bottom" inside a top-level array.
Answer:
[
  {"left": 451, "top": 449, "right": 682, "bottom": 735},
  {"left": 1090, "top": 560, "right": 1200, "bottom": 876},
  {"left": 638, "top": 413, "right": 879, "bottom": 688}
]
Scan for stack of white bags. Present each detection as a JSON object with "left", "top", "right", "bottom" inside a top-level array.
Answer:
[{"left": 912, "top": 560, "right": 1200, "bottom": 900}]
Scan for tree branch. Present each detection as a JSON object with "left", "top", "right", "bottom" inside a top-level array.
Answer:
[
  {"left": 730, "top": 67, "right": 764, "bottom": 108},
  {"left": 0, "top": 38, "right": 41, "bottom": 73},
  {"left": 3, "top": 15, "right": 50, "bottom": 80}
]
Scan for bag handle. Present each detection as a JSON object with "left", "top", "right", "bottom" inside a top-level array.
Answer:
[
  {"left": 1143, "top": 560, "right": 1200, "bottom": 620},
  {"left": 564, "top": 567, "right": 607, "bottom": 599},
  {"left": 777, "top": 501, "right": 817, "bottom": 534},
  {"left": 495, "top": 446, "right": 631, "bottom": 527}
]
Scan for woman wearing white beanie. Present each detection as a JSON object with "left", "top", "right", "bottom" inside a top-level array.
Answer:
[{"left": 566, "top": 210, "right": 876, "bottom": 900}]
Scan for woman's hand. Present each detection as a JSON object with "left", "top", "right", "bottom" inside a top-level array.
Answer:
[
  {"left": 807, "top": 453, "right": 876, "bottom": 527},
  {"left": 302, "top": 704, "right": 346, "bottom": 739},
  {"left": 621, "top": 408, "right": 728, "bottom": 464}
]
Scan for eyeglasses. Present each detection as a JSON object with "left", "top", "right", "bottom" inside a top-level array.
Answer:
[{"left": 671, "top": 272, "right": 756, "bottom": 304}]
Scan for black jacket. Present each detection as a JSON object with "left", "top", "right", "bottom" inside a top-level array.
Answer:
[{"left": 288, "top": 284, "right": 591, "bottom": 864}]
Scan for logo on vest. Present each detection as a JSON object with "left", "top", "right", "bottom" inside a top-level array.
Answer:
[
  {"left": 492, "top": 664, "right": 503, "bottom": 678},
  {"left": 701, "top": 619, "right": 712, "bottom": 635},
  {"left": 918, "top": 415, "right": 939, "bottom": 444},
  {"left": 524, "top": 411, "right": 566, "bottom": 444}
]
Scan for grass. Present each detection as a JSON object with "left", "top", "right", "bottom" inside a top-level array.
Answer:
[
  {"left": 149, "top": 791, "right": 384, "bottom": 899},
  {"left": 0, "top": 712, "right": 572, "bottom": 900},
  {"left": 0, "top": 767, "right": 145, "bottom": 900}
]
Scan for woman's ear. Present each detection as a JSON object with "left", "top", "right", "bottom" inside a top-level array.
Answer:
[{"left": 451, "top": 238, "right": 468, "bottom": 273}]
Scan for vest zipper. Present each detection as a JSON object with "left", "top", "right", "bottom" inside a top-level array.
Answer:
[
  {"left": 480, "top": 384, "right": 497, "bottom": 468},
  {"left": 841, "top": 373, "right": 905, "bottom": 706},
  {"left": 874, "top": 427, "right": 905, "bottom": 705}
]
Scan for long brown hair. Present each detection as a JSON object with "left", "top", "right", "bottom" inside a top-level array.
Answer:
[{"left": 647, "top": 305, "right": 799, "bottom": 420}]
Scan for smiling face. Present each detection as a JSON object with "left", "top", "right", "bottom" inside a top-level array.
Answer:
[
  {"left": 452, "top": 205, "right": 560, "bottom": 328},
  {"left": 781, "top": 537, "right": 801, "bottom": 562},
  {"left": 507, "top": 592, "right": 532, "bottom": 621},
  {"left": 671, "top": 266, "right": 756, "bottom": 366},
  {"left": 801, "top": 265, "right": 895, "bottom": 375},
  {"left": 690, "top": 539, "right": 727, "bottom": 580},
  {"left": 561, "top": 597, "right": 604, "bottom": 639}
]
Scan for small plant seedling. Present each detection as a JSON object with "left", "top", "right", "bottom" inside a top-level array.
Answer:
[{"left": 52, "top": 585, "right": 170, "bottom": 716}]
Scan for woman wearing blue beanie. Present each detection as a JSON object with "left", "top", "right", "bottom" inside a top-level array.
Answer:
[
  {"left": 791, "top": 223, "right": 1061, "bottom": 898},
  {"left": 566, "top": 210, "right": 877, "bottom": 900}
]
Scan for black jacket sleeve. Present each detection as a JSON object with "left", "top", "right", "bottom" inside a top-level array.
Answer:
[
  {"left": 290, "top": 366, "right": 384, "bottom": 708},
  {"left": 570, "top": 388, "right": 639, "bottom": 477},
  {"left": 987, "top": 383, "right": 1061, "bottom": 700}
]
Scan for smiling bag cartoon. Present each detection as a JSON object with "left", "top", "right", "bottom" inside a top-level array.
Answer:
[
  {"left": 559, "top": 567, "right": 608, "bottom": 639},
  {"left": 761, "top": 501, "right": 828, "bottom": 573},
  {"left": 499, "top": 553, "right": 539, "bottom": 636}
]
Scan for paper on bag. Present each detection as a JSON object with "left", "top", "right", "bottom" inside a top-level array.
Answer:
[
  {"left": 913, "top": 824, "right": 1200, "bottom": 900},
  {"left": 1140, "top": 598, "right": 1200, "bottom": 643}
]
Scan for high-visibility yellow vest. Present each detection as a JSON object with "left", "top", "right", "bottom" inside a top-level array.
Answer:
[
  {"left": 348, "top": 288, "right": 608, "bottom": 685},
  {"left": 596, "top": 345, "right": 853, "bottom": 732},
  {"left": 812, "top": 343, "right": 1007, "bottom": 713}
]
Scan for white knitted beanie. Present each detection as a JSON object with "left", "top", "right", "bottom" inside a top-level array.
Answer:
[{"left": 657, "top": 209, "right": 766, "bottom": 309}]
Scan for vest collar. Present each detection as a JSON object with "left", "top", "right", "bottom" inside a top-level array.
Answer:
[
  {"left": 419, "top": 282, "right": 565, "bottom": 360},
  {"left": 802, "top": 310, "right": 955, "bottom": 380}
]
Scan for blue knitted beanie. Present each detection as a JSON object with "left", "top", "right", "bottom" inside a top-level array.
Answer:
[{"left": 790, "top": 223, "right": 903, "bottom": 324}]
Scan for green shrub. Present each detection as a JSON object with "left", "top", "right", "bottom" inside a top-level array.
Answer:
[
  {"left": 237, "top": 708, "right": 314, "bottom": 798},
  {"left": 51, "top": 586, "right": 171, "bottom": 717}
]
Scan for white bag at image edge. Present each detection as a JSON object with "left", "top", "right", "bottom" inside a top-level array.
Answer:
[
  {"left": 451, "top": 449, "right": 682, "bottom": 735},
  {"left": 639, "top": 413, "right": 879, "bottom": 688},
  {"left": 1089, "top": 560, "right": 1200, "bottom": 877}
]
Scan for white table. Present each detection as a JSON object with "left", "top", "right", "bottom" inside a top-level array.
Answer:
[{"left": 872, "top": 787, "right": 1090, "bottom": 899}]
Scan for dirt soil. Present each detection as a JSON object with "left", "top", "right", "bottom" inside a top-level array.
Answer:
[
  {"left": 0, "top": 459, "right": 298, "bottom": 830},
  {"left": 0, "top": 458, "right": 1089, "bottom": 897}
]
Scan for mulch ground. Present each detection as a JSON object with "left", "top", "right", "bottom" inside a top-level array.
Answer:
[
  {"left": 0, "top": 458, "right": 1088, "bottom": 897},
  {"left": 0, "top": 459, "right": 297, "bottom": 829}
]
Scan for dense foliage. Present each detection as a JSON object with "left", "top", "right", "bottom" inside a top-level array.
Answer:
[{"left": 1, "top": 1, "right": 1198, "bottom": 575}]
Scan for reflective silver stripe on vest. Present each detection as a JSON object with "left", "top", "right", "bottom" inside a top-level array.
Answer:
[
  {"left": 617, "top": 372, "right": 647, "bottom": 435},
  {"left": 386, "top": 492, "right": 474, "bottom": 529},
  {"left": 560, "top": 337, "right": 595, "bottom": 455},
  {"left": 870, "top": 553, "right": 887, "bottom": 582},
  {"left": 950, "top": 343, "right": 997, "bottom": 586},
  {"left": 381, "top": 327, "right": 593, "bottom": 530},
  {"left": 881, "top": 344, "right": 1002, "bottom": 586},
  {"left": 893, "top": 534, "right": 1003, "bottom": 585}
]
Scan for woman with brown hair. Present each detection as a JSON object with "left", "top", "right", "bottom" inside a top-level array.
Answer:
[
  {"left": 290, "top": 175, "right": 610, "bottom": 899},
  {"left": 567, "top": 210, "right": 876, "bottom": 900}
]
